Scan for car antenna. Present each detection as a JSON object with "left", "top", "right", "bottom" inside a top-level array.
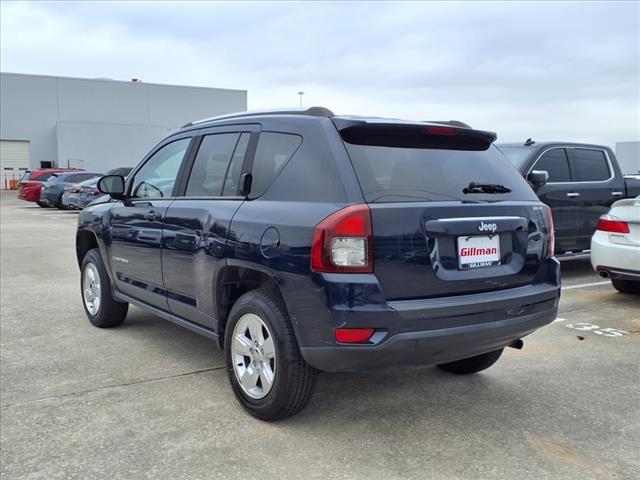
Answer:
[{"left": 524, "top": 138, "right": 535, "bottom": 146}]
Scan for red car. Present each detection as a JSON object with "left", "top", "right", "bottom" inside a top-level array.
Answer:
[{"left": 18, "top": 168, "right": 84, "bottom": 207}]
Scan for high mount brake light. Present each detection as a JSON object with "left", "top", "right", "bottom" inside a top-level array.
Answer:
[
  {"left": 311, "top": 204, "right": 373, "bottom": 273},
  {"left": 596, "top": 215, "right": 630, "bottom": 234},
  {"left": 425, "top": 126, "right": 458, "bottom": 136},
  {"left": 543, "top": 205, "right": 555, "bottom": 258}
]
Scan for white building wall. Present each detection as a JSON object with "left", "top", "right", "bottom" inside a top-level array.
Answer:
[
  {"left": 615, "top": 141, "right": 640, "bottom": 175},
  {"left": 0, "top": 72, "right": 247, "bottom": 174},
  {"left": 56, "top": 122, "right": 174, "bottom": 172}
]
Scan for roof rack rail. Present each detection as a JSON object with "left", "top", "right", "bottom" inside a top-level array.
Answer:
[
  {"left": 424, "top": 120, "right": 472, "bottom": 129},
  {"left": 182, "top": 106, "right": 335, "bottom": 128}
]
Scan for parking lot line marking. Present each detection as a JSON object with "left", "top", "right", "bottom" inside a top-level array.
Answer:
[{"left": 562, "top": 281, "right": 610, "bottom": 291}]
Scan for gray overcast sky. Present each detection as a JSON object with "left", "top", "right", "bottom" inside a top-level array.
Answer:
[{"left": 1, "top": 1, "right": 638, "bottom": 146}]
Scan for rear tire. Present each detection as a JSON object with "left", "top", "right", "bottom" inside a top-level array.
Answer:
[
  {"left": 437, "top": 348, "right": 504, "bottom": 375},
  {"left": 81, "top": 248, "right": 128, "bottom": 327},
  {"left": 224, "top": 289, "right": 318, "bottom": 421},
  {"left": 611, "top": 279, "right": 640, "bottom": 294}
]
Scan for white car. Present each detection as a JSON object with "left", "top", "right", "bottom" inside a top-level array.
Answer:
[{"left": 591, "top": 196, "right": 640, "bottom": 294}]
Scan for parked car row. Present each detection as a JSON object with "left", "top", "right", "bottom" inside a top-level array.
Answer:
[
  {"left": 497, "top": 139, "right": 640, "bottom": 256},
  {"left": 18, "top": 168, "right": 84, "bottom": 207},
  {"left": 17, "top": 167, "right": 132, "bottom": 209}
]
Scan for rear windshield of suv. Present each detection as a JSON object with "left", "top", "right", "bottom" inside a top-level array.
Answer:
[{"left": 343, "top": 135, "right": 536, "bottom": 203}]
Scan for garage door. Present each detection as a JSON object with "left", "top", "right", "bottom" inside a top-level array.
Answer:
[{"left": 0, "top": 140, "right": 31, "bottom": 190}]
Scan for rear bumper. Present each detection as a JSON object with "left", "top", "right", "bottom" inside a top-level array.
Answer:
[
  {"left": 286, "top": 257, "right": 561, "bottom": 372},
  {"left": 596, "top": 266, "right": 640, "bottom": 282},
  {"left": 18, "top": 189, "right": 39, "bottom": 202},
  {"left": 591, "top": 232, "right": 640, "bottom": 274},
  {"left": 301, "top": 306, "right": 557, "bottom": 372}
]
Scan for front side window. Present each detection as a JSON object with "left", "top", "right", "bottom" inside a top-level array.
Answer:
[
  {"left": 131, "top": 138, "right": 191, "bottom": 199},
  {"left": 571, "top": 149, "right": 610, "bottom": 182},
  {"left": 498, "top": 146, "right": 533, "bottom": 169},
  {"left": 250, "top": 132, "right": 302, "bottom": 198},
  {"left": 533, "top": 149, "right": 571, "bottom": 183},
  {"left": 185, "top": 133, "right": 240, "bottom": 196}
]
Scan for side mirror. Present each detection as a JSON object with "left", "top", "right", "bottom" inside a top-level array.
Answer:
[
  {"left": 97, "top": 175, "right": 126, "bottom": 200},
  {"left": 527, "top": 170, "right": 548, "bottom": 189}
]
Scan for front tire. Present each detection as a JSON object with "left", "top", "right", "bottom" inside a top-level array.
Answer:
[
  {"left": 611, "top": 279, "right": 640, "bottom": 294},
  {"left": 224, "top": 289, "right": 318, "bottom": 421},
  {"left": 437, "top": 348, "right": 504, "bottom": 375},
  {"left": 81, "top": 248, "right": 128, "bottom": 327},
  {"left": 36, "top": 201, "right": 47, "bottom": 208}
]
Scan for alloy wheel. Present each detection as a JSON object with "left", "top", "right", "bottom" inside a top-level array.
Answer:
[
  {"left": 232, "top": 313, "right": 277, "bottom": 399},
  {"left": 82, "top": 262, "right": 102, "bottom": 315}
]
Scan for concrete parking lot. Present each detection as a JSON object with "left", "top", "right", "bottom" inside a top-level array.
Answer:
[{"left": 1, "top": 191, "right": 638, "bottom": 480}]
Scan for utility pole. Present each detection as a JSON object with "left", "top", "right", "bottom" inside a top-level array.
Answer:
[{"left": 297, "top": 91, "right": 304, "bottom": 107}]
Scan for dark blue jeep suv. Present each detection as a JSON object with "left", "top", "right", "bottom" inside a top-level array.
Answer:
[{"left": 76, "top": 107, "right": 560, "bottom": 420}]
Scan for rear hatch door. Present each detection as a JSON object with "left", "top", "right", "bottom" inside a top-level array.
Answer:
[{"left": 336, "top": 120, "right": 552, "bottom": 300}]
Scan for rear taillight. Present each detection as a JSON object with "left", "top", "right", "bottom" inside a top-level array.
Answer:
[
  {"left": 71, "top": 187, "right": 81, "bottom": 193},
  {"left": 89, "top": 188, "right": 100, "bottom": 195},
  {"left": 596, "top": 215, "right": 630, "bottom": 234},
  {"left": 311, "top": 204, "right": 373, "bottom": 273},
  {"left": 543, "top": 205, "right": 555, "bottom": 258}
]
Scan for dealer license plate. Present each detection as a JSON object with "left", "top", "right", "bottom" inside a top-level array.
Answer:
[{"left": 457, "top": 235, "right": 500, "bottom": 269}]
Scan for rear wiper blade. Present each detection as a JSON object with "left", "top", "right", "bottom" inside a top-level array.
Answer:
[{"left": 463, "top": 182, "right": 512, "bottom": 194}]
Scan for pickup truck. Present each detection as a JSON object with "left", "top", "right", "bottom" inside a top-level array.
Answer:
[{"left": 498, "top": 141, "right": 640, "bottom": 255}]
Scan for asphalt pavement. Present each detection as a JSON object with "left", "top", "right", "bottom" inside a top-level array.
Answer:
[{"left": 1, "top": 192, "right": 638, "bottom": 480}]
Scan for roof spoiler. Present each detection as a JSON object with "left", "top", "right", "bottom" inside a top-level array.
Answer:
[{"left": 333, "top": 119, "right": 497, "bottom": 151}]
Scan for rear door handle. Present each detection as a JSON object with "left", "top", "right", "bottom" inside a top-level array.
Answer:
[
  {"left": 566, "top": 192, "right": 580, "bottom": 198},
  {"left": 144, "top": 211, "right": 161, "bottom": 221},
  {"left": 611, "top": 191, "right": 624, "bottom": 196}
]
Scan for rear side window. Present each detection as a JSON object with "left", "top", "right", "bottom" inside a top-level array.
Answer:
[
  {"left": 533, "top": 149, "right": 571, "bottom": 182},
  {"left": 35, "top": 172, "right": 55, "bottom": 182},
  {"left": 343, "top": 139, "right": 535, "bottom": 203},
  {"left": 222, "top": 133, "right": 250, "bottom": 196},
  {"left": 571, "top": 149, "right": 610, "bottom": 182},
  {"left": 250, "top": 132, "right": 302, "bottom": 198},
  {"left": 185, "top": 133, "right": 244, "bottom": 197},
  {"left": 67, "top": 173, "right": 96, "bottom": 183}
]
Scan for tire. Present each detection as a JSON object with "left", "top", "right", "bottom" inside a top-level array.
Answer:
[
  {"left": 57, "top": 193, "right": 66, "bottom": 210},
  {"left": 36, "top": 201, "right": 47, "bottom": 208},
  {"left": 224, "top": 289, "right": 318, "bottom": 421},
  {"left": 80, "top": 248, "right": 128, "bottom": 327},
  {"left": 437, "top": 348, "right": 504, "bottom": 375},
  {"left": 611, "top": 279, "right": 640, "bottom": 294}
]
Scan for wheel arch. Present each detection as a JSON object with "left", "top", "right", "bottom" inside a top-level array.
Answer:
[
  {"left": 215, "top": 264, "right": 290, "bottom": 349},
  {"left": 76, "top": 229, "right": 99, "bottom": 268}
]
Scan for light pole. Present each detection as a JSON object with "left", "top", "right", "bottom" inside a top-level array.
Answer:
[{"left": 297, "top": 91, "right": 304, "bottom": 107}]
